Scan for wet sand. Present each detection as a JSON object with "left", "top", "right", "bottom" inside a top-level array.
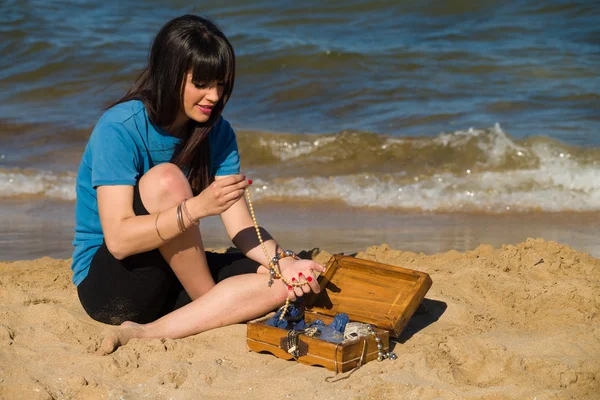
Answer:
[{"left": 3, "top": 197, "right": 600, "bottom": 260}]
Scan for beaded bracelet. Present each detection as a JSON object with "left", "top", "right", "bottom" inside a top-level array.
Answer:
[
  {"left": 181, "top": 200, "right": 198, "bottom": 225},
  {"left": 267, "top": 249, "right": 300, "bottom": 287}
]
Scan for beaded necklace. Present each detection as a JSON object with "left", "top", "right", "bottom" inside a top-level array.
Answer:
[{"left": 245, "top": 188, "right": 306, "bottom": 320}]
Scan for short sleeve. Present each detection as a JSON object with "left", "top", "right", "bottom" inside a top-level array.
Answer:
[
  {"left": 89, "top": 122, "right": 141, "bottom": 187},
  {"left": 211, "top": 118, "right": 240, "bottom": 176}
]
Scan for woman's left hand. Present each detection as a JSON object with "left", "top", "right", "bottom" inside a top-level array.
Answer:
[{"left": 278, "top": 258, "right": 325, "bottom": 301}]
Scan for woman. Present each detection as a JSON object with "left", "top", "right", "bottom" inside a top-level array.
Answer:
[{"left": 71, "top": 14, "right": 324, "bottom": 353}]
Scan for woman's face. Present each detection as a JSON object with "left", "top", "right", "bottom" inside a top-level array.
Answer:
[{"left": 180, "top": 72, "right": 224, "bottom": 124}]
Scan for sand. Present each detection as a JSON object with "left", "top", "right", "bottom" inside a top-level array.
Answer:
[{"left": 0, "top": 238, "right": 598, "bottom": 399}]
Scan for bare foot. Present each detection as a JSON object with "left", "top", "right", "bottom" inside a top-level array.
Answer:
[{"left": 99, "top": 321, "right": 144, "bottom": 355}]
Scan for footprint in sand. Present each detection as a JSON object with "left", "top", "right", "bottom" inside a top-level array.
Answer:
[
  {"left": 0, "top": 324, "right": 15, "bottom": 345},
  {"left": 156, "top": 369, "right": 188, "bottom": 389}
]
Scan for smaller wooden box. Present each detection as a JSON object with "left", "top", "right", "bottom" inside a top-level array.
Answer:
[{"left": 247, "top": 255, "right": 432, "bottom": 372}]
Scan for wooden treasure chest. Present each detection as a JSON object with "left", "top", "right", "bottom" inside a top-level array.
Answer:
[{"left": 246, "top": 254, "right": 432, "bottom": 372}]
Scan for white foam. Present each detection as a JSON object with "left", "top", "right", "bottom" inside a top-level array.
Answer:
[
  {"left": 248, "top": 153, "right": 600, "bottom": 212},
  {"left": 434, "top": 123, "right": 530, "bottom": 167},
  {"left": 258, "top": 135, "right": 337, "bottom": 161},
  {"left": 0, "top": 169, "right": 76, "bottom": 200}
]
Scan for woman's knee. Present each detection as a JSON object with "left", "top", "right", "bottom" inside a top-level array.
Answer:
[{"left": 139, "top": 163, "right": 192, "bottom": 212}]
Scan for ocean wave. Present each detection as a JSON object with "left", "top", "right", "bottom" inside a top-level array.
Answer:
[
  {"left": 238, "top": 123, "right": 599, "bottom": 175},
  {"left": 0, "top": 169, "right": 76, "bottom": 201},
  {"left": 3, "top": 125, "right": 599, "bottom": 212}
]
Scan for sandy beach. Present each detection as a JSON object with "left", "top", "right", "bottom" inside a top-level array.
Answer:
[
  {"left": 2, "top": 1, "right": 599, "bottom": 399},
  {"left": 1, "top": 238, "right": 598, "bottom": 399}
]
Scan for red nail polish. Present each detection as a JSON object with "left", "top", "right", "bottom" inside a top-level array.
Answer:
[
  {"left": 292, "top": 277, "right": 296, "bottom": 281},
  {"left": 248, "top": 179, "right": 253, "bottom": 185},
  {"left": 298, "top": 272, "right": 303, "bottom": 277},
  {"left": 243, "top": 175, "right": 246, "bottom": 180},
  {"left": 287, "top": 285, "right": 292, "bottom": 290},
  {"left": 307, "top": 276, "right": 313, "bottom": 282}
]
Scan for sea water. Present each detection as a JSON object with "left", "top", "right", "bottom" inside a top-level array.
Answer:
[{"left": 1, "top": 0, "right": 599, "bottom": 259}]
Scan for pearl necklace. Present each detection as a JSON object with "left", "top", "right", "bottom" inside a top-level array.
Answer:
[{"left": 245, "top": 188, "right": 306, "bottom": 320}]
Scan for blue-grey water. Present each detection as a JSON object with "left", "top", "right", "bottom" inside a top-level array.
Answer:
[
  {"left": 1, "top": 0, "right": 599, "bottom": 259},
  {"left": 1, "top": 0, "right": 599, "bottom": 141}
]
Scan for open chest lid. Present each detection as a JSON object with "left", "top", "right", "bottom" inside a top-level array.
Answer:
[{"left": 305, "top": 255, "right": 432, "bottom": 338}]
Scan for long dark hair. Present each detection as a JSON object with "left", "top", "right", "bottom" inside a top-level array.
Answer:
[{"left": 113, "top": 14, "right": 235, "bottom": 194}]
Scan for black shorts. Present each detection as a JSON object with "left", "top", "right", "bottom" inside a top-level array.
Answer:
[{"left": 77, "top": 183, "right": 260, "bottom": 325}]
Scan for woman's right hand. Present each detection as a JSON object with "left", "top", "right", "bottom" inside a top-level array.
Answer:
[{"left": 189, "top": 174, "right": 251, "bottom": 219}]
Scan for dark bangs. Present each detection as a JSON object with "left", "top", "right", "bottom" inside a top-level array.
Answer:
[{"left": 189, "top": 34, "right": 235, "bottom": 113}]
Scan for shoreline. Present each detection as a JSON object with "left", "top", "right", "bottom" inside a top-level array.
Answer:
[{"left": 3, "top": 197, "right": 600, "bottom": 261}]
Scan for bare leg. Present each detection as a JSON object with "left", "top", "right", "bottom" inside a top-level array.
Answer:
[
  {"left": 100, "top": 164, "right": 286, "bottom": 353},
  {"left": 101, "top": 272, "right": 287, "bottom": 354},
  {"left": 139, "top": 163, "right": 217, "bottom": 299}
]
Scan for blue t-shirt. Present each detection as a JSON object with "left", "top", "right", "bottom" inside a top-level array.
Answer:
[{"left": 71, "top": 100, "right": 240, "bottom": 286}]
